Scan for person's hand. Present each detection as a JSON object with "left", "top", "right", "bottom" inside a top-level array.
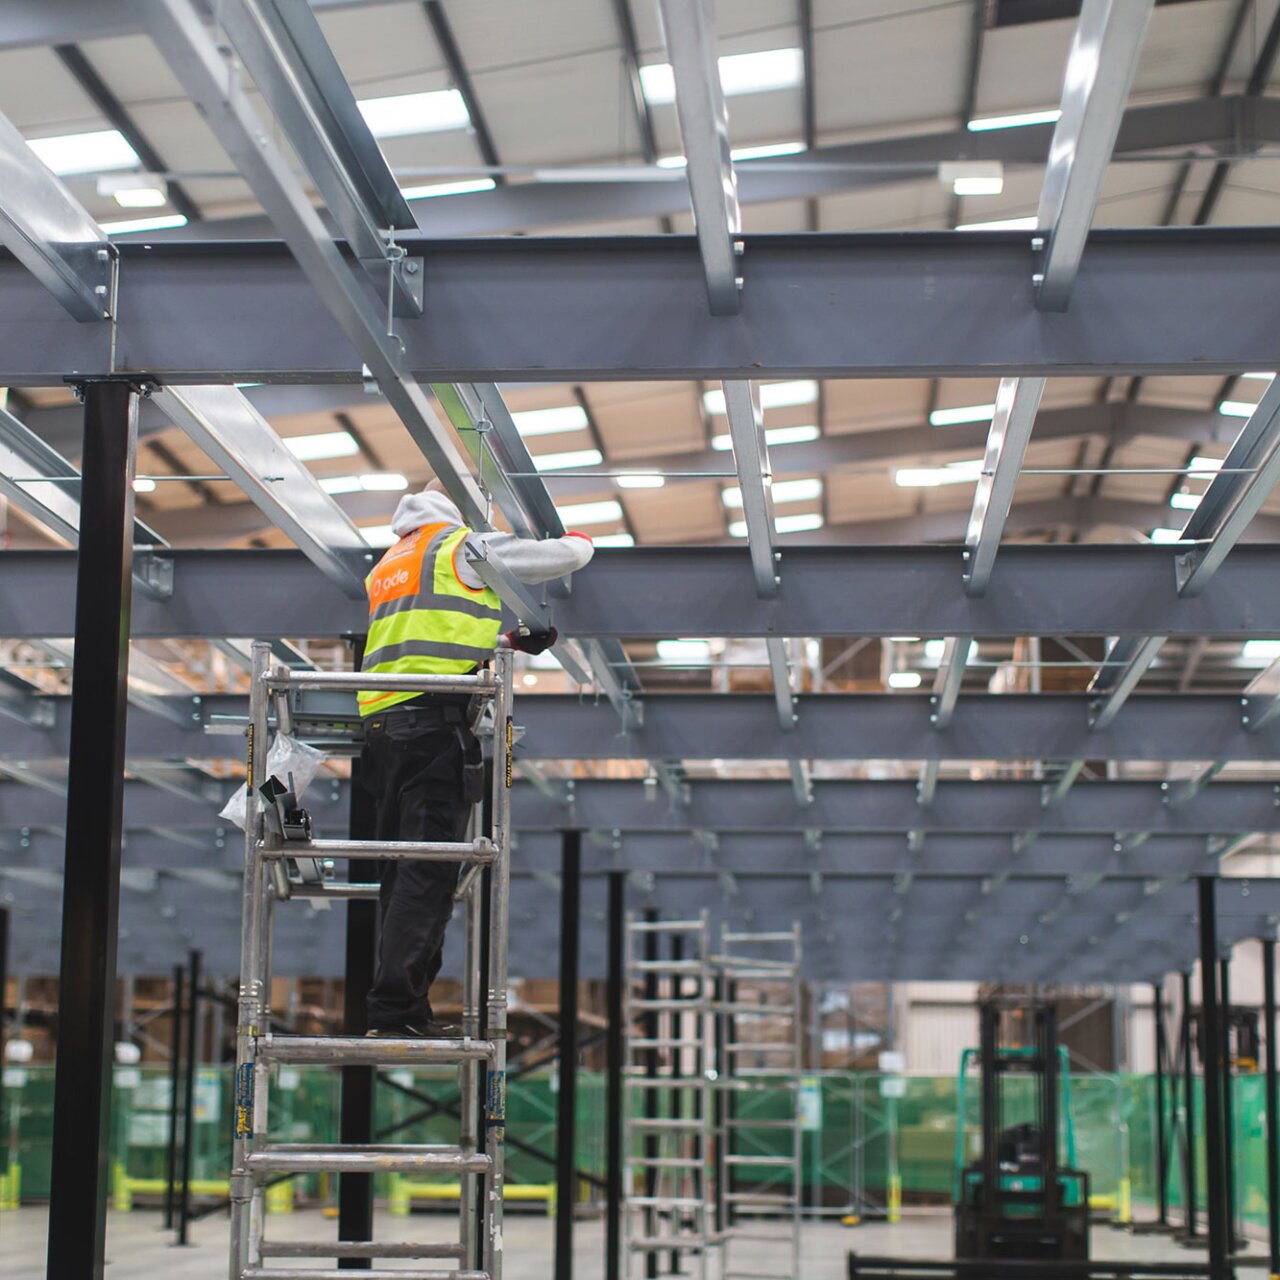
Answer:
[{"left": 505, "top": 625, "right": 558, "bottom": 655}]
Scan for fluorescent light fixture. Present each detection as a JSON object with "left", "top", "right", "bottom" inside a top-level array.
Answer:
[
  {"left": 640, "top": 47, "right": 804, "bottom": 106},
  {"left": 511, "top": 405, "right": 589, "bottom": 437},
  {"left": 1169, "top": 491, "right": 1201, "bottom": 511},
  {"left": 283, "top": 430, "right": 359, "bottom": 462},
  {"left": 967, "top": 108, "right": 1062, "bottom": 133},
  {"left": 940, "top": 161, "right": 1003, "bottom": 196},
  {"left": 557, "top": 499, "right": 623, "bottom": 526},
  {"left": 113, "top": 186, "right": 166, "bottom": 208},
  {"left": 930, "top": 402, "right": 995, "bottom": 427},
  {"left": 1243, "top": 372, "right": 1276, "bottom": 382},
  {"left": 132, "top": 477, "right": 156, "bottom": 494},
  {"left": 703, "top": 380, "right": 818, "bottom": 415},
  {"left": 954, "top": 176, "right": 1005, "bottom": 196},
  {"left": 28, "top": 128, "right": 139, "bottom": 176},
  {"left": 1219, "top": 400, "right": 1258, "bottom": 418},
  {"left": 360, "top": 472, "right": 409, "bottom": 492},
  {"left": 533, "top": 448, "right": 603, "bottom": 471},
  {"left": 357, "top": 89, "right": 469, "bottom": 138},
  {"left": 895, "top": 459, "right": 984, "bottom": 487},
  {"left": 360, "top": 524, "right": 399, "bottom": 547},
  {"left": 956, "top": 215, "right": 1039, "bottom": 231},
  {"left": 616, "top": 474, "right": 665, "bottom": 489},
  {"left": 887, "top": 671, "right": 923, "bottom": 689},
  {"left": 100, "top": 213, "right": 188, "bottom": 236},
  {"left": 319, "top": 475, "right": 363, "bottom": 495},
  {"left": 593, "top": 532, "right": 636, "bottom": 548},
  {"left": 732, "top": 140, "right": 805, "bottom": 161},
  {"left": 1188, "top": 455, "right": 1223, "bottom": 476},
  {"left": 1149, "top": 527, "right": 1185, "bottom": 544},
  {"left": 775, "top": 512, "right": 823, "bottom": 533},
  {"left": 890, "top": 636, "right": 921, "bottom": 643},
  {"left": 711, "top": 423, "right": 820, "bottom": 451},
  {"left": 656, "top": 638, "right": 712, "bottom": 663},
  {"left": 1242, "top": 639, "right": 1280, "bottom": 664},
  {"left": 661, "top": 141, "right": 804, "bottom": 169},
  {"left": 722, "top": 477, "right": 822, "bottom": 508},
  {"left": 401, "top": 177, "right": 496, "bottom": 200}
]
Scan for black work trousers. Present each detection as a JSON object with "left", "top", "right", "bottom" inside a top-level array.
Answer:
[{"left": 360, "top": 699, "right": 482, "bottom": 1030}]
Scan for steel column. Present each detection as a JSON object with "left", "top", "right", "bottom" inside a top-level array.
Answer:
[
  {"left": 339, "top": 650, "right": 378, "bottom": 1269},
  {"left": 44, "top": 381, "right": 137, "bottom": 1280},
  {"left": 1182, "top": 970, "right": 1199, "bottom": 1240},
  {"left": 0, "top": 907, "right": 6, "bottom": 1199},
  {"left": 642, "top": 907, "right": 659, "bottom": 1280},
  {"left": 177, "top": 947, "right": 201, "bottom": 1246},
  {"left": 1197, "top": 876, "right": 1229, "bottom": 1280},
  {"left": 555, "top": 830, "right": 582, "bottom": 1280},
  {"left": 605, "top": 870, "right": 625, "bottom": 1280},
  {"left": 1220, "top": 957, "right": 1239, "bottom": 1253},
  {"left": 1264, "top": 938, "right": 1279, "bottom": 1280},
  {"left": 1154, "top": 980, "right": 1169, "bottom": 1227},
  {"left": 163, "top": 963, "right": 184, "bottom": 1230}
]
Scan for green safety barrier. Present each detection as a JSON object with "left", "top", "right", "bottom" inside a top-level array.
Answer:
[{"left": 0, "top": 1064, "right": 1269, "bottom": 1228}]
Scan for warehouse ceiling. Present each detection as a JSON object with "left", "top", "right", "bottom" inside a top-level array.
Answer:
[{"left": 3, "top": 0, "right": 1280, "bottom": 982}]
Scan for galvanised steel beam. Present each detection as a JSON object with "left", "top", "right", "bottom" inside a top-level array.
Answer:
[
  {"left": 1034, "top": 0, "right": 1154, "bottom": 310},
  {"left": 150, "top": 385, "right": 372, "bottom": 597},
  {"left": 1, "top": 776, "right": 1276, "bottom": 836},
  {"left": 13, "top": 545, "right": 1280, "bottom": 639},
  {"left": 1175, "top": 375, "right": 1280, "bottom": 595},
  {"left": 963, "top": 377, "right": 1045, "bottom": 595},
  {"left": 657, "top": 0, "right": 741, "bottom": 314},
  {"left": 148, "top": 0, "right": 488, "bottom": 526},
  {"left": 18, "top": 231, "right": 1280, "bottom": 383},
  {"left": 0, "top": 105, "right": 110, "bottom": 321}
]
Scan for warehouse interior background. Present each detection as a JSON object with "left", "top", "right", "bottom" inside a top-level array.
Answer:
[{"left": 7, "top": 0, "right": 1280, "bottom": 1278}]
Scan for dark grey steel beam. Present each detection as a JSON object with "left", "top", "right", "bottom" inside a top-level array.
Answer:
[
  {"left": 18, "top": 690, "right": 1280, "bottom": 765},
  {"left": 1, "top": 776, "right": 1278, "bottom": 837},
  {"left": 130, "top": 94, "right": 1280, "bottom": 241},
  {"left": 17, "top": 230, "right": 1280, "bottom": 383},
  {"left": 14, "top": 544, "right": 1280, "bottom": 639},
  {"left": 0, "top": 827, "right": 1226, "bottom": 879}
]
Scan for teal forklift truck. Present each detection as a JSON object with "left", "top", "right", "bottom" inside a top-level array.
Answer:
[{"left": 952, "top": 1001, "right": 1089, "bottom": 1267}]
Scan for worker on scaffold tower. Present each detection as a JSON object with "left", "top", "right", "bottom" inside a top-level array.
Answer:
[{"left": 359, "top": 477, "right": 594, "bottom": 1037}]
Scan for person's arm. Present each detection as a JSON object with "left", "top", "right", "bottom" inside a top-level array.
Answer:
[{"left": 456, "top": 529, "right": 594, "bottom": 589}]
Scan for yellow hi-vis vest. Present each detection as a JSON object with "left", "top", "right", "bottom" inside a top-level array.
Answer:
[{"left": 358, "top": 522, "right": 502, "bottom": 716}]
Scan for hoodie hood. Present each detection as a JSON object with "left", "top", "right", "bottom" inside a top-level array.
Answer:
[{"left": 390, "top": 489, "right": 466, "bottom": 538}]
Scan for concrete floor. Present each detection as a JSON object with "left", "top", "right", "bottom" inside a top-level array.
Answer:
[{"left": 2, "top": 1207, "right": 1247, "bottom": 1278}]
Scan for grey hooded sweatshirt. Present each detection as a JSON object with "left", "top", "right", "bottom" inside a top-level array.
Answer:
[{"left": 386, "top": 489, "right": 595, "bottom": 588}]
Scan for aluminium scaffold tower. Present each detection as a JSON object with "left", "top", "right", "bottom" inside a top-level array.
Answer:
[
  {"left": 712, "top": 924, "right": 804, "bottom": 1280},
  {"left": 623, "top": 912, "right": 714, "bottom": 1279},
  {"left": 228, "top": 643, "right": 514, "bottom": 1280}
]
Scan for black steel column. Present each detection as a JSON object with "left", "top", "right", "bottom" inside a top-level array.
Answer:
[
  {"left": 1197, "top": 877, "right": 1229, "bottom": 1280},
  {"left": 643, "top": 908, "right": 659, "bottom": 1280},
  {"left": 177, "top": 948, "right": 201, "bottom": 1245},
  {"left": 1263, "top": 938, "right": 1279, "bottom": 1280},
  {"left": 163, "top": 964, "right": 184, "bottom": 1229},
  {"left": 1219, "top": 957, "right": 1239, "bottom": 1253},
  {"left": 1154, "top": 980, "right": 1169, "bottom": 1228},
  {"left": 341, "top": 638, "right": 377, "bottom": 1267},
  {"left": 0, "top": 907, "right": 7, "bottom": 1200},
  {"left": 555, "top": 831, "right": 582, "bottom": 1280},
  {"left": 1183, "top": 971, "right": 1199, "bottom": 1239},
  {"left": 605, "top": 871, "right": 625, "bottom": 1280},
  {"left": 46, "top": 381, "right": 137, "bottom": 1280}
]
